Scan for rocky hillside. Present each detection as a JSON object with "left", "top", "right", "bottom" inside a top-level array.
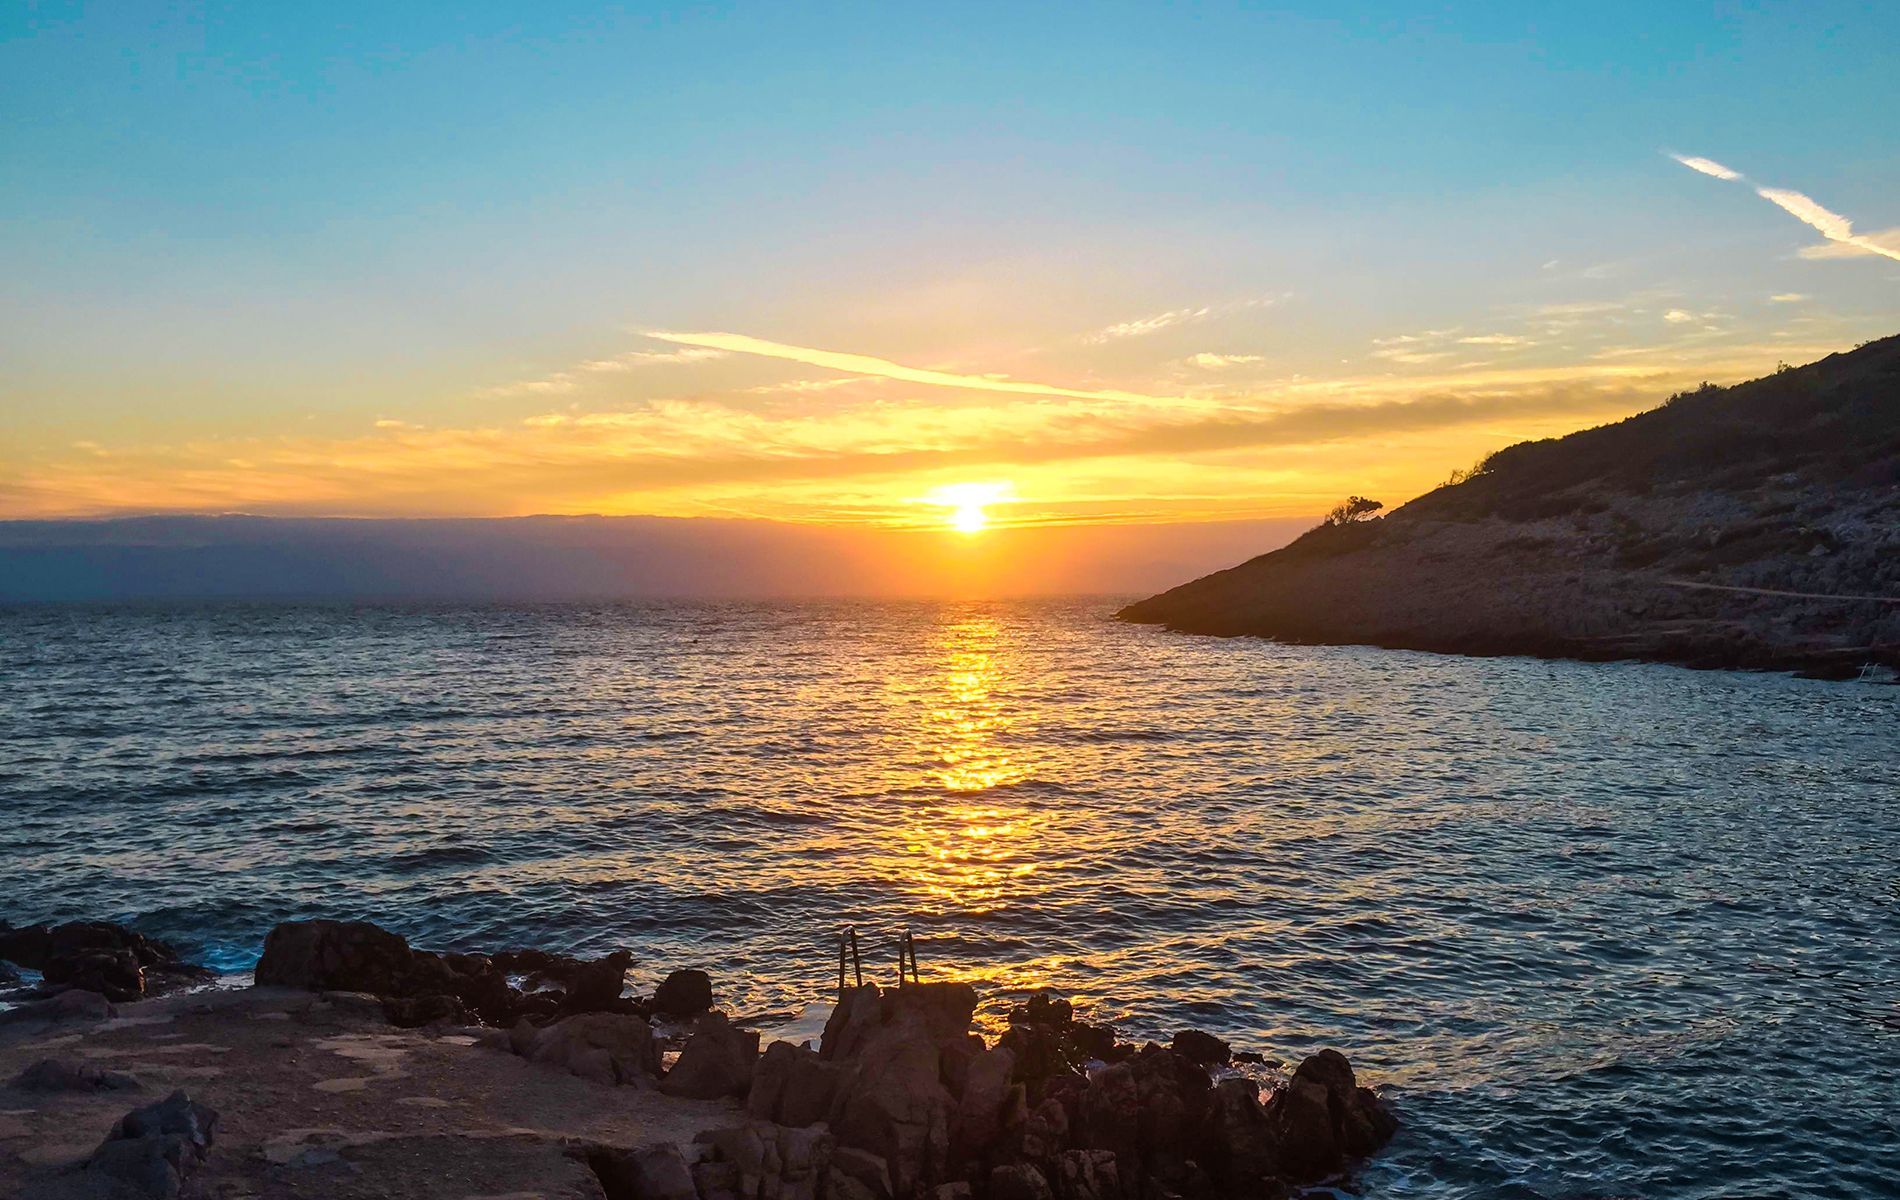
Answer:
[{"left": 1121, "top": 335, "right": 1900, "bottom": 676}]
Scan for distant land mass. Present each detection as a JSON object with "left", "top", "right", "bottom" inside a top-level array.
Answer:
[
  {"left": 1122, "top": 335, "right": 1900, "bottom": 677},
  {"left": 0, "top": 513, "right": 1311, "bottom": 602}
]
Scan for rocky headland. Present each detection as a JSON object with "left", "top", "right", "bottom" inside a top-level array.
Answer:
[
  {"left": 1120, "top": 336, "right": 1900, "bottom": 677},
  {"left": 0, "top": 919, "right": 1396, "bottom": 1200}
]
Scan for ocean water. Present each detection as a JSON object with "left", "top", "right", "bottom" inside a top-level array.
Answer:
[{"left": 1, "top": 599, "right": 1896, "bottom": 1198}]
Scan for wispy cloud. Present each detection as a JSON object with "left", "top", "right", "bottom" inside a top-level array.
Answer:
[
  {"left": 1769, "top": 293, "right": 1810, "bottom": 303},
  {"left": 482, "top": 345, "right": 728, "bottom": 398},
  {"left": 1669, "top": 153, "right": 1743, "bottom": 181},
  {"left": 1794, "top": 226, "right": 1900, "bottom": 262},
  {"left": 1084, "top": 306, "right": 1213, "bottom": 344},
  {"left": 1457, "top": 334, "right": 1529, "bottom": 346},
  {"left": 1183, "top": 352, "right": 1265, "bottom": 369},
  {"left": 1670, "top": 152, "right": 1900, "bottom": 264},
  {"left": 579, "top": 347, "right": 727, "bottom": 372},
  {"left": 646, "top": 330, "right": 1200, "bottom": 408}
]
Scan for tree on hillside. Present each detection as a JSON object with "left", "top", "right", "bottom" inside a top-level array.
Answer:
[{"left": 1324, "top": 496, "right": 1384, "bottom": 526}]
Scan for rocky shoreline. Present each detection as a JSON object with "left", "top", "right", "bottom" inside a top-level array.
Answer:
[{"left": 1, "top": 919, "right": 1397, "bottom": 1200}]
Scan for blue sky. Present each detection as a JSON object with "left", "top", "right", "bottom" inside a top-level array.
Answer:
[{"left": 3, "top": 2, "right": 1896, "bottom": 523}]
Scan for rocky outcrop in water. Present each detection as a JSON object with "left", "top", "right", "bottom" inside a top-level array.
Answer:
[
  {"left": 253, "top": 918, "right": 647, "bottom": 1028},
  {"left": 675, "top": 982, "right": 1394, "bottom": 1200},
  {"left": 0, "top": 920, "right": 211, "bottom": 1004},
  {"left": 1122, "top": 337, "right": 1900, "bottom": 676}
]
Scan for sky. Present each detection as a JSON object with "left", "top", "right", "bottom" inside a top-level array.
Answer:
[{"left": 3, "top": 1, "right": 1897, "bottom": 535}]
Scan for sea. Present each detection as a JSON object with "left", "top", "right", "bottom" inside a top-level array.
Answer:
[{"left": 1, "top": 598, "right": 1895, "bottom": 1198}]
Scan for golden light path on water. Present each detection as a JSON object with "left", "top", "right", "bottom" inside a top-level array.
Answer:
[{"left": 889, "top": 613, "right": 1090, "bottom": 1030}]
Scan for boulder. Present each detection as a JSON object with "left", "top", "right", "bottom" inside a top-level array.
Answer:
[
  {"left": 521, "top": 1012, "right": 662, "bottom": 1085},
  {"left": 42, "top": 946, "right": 144, "bottom": 1002},
  {"left": 565, "top": 950, "right": 634, "bottom": 1012},
  {"left": 87, "top": 1089, "right": 217, "bottom": 1199},
  {"left": 255, "top": 919, "right": 418, "bottom": 994},
  {"left": 951, "top": 1044, "right": 1016, "bottom": 1160},
  {"left": 0, "top": 987, "right": 117, "bottom": 1026},
  {"left": 653, "top": 967, "right": 714, "bottom": 1017},
  {"left": 828, "top": 1010, "right": 956, "bottom": 1197},
  {"left": 1052, "top": 1149, "right": 1128, "bottom": 1200},
  {"left": 382, "top": 993, "right": 469, "bottom": 1028},
  {"left": 820, "top": 984, "right": 886, "bottom": 1061},
  {"left": 1209, "top": 1077, "right": 1277, "bottom": 1187},
  {"left": 13, "top": 1057, "right": 143, "bottom": 1092},
  {"left": 0, "top": 921, "right": 52, "bottom": 969},
  {"left": 829, "top": 1145, "right": 893, "bottom": 1198},
  {"left": 1169, "top": 1029, "right": 1231, "bottom": 1067},
  {"left": 882, "top": 982, "right": 979, "bottom": 1049},
  {"left": 989, "top": 1162, "right": 1054, "bottom": 1200},
  {"left": 662, "top": 1013, "right": 759, "bottom": 1100},
  {"left": 750, "top": 1039, "right": 846, "bottom": 1128},
  {"left": 1263, "top": 1049, "right": 1396, "bottom": 1181},
  {"left": 1, "top": 920, "right": 211, "bottom": 1002},
  {"left": 589, "top": 1143, "right": 700, "bottom": 1200}
]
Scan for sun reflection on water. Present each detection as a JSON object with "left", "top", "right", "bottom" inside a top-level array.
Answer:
[{"left": 900, "top": 613, "right": 1044, "bottom": 914}]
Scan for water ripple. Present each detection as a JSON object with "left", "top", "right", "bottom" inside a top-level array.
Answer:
[{"left": 0, "top": 598, "right": 1895, "bottom": 1198}]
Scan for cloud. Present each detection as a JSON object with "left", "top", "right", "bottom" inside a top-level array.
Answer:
[
  {"left": 1669, "top": 152, "right": 1900, "bottom": 265},
  {"left": 646, "top": 330, "right": 1201, "bottom": 408},
  {"left": 1794, "top": 225, "right": 1900, "bottom": 262},
  {"left": 1457, "top": 335, "right": 1528, "bottom": 346},
  {"left": 1663, "top": 309, "right": 1695, "bottom": 323},
  {"left": 1183, "top": 352, "right": 1265, "bottom": 368},
  {"left": 1669, "top": 153, "right": 1743, "bottom": 181},
  {"left": 1084, "top": 306, "right": 1213, "bottom": 344},
  {"left": 579, "top": 347, "right": 727, "bottom": 372},
  {"left": 1769, "top": 293, "right": 1810, "bottom": 303}
]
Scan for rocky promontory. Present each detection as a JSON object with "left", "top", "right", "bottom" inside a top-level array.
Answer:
[
  {"left": 0, "top": 919, "right": 1397, "bottom": 1200},
  {"left": 1121, "top": 336, "right": 1900, "bottom": 676}
]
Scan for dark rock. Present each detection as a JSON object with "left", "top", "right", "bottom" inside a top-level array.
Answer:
[
  {"left": 47, "top": 921, "right": 182, "bottom": 967},
  {"left": 951, "top": 1044, "right": 1016, "bottom": 1160},
  {"left": 1053, "top": 1149, "right": 1129, "bottom": 1200},
  {"left": 13, "top": 1057, "right": 143, "bottom": 1092},
  {"left": 830, "top": 1146, "right": 894, "bottom": 1198},
  {"left": 0, "top": 921, "right": 52, "bottom": 970},
  {"left": 692, "top": 1158, "right": 742, "bottom": 1200},
  {"left": 382, "top": 993, "right": 469, "bottom": 1028},
  {"left": 1209, "top": 1077, "right": 1278, "bottom": 1187},
  {"left": 43, "top": 946, "right": 144, "bottom": 1002},
  {"left": 1017, "top": 1095, "right": 1070, "bottom": 1162},
  {"left": 1169, "top": 1029, "right": 1231, "bottom": 1067},
  {"left": 1261, "top": 1049, "right": 1396, "bottom": 1183},
  {"left": 87, "top": 1089, "right": 217, "bottom": 1198},
  {"left": 255, "top": 919, "right": 417, "bottom": 994},
  {"left": 821, "top": 984, "right": 886, "bottom": 1061},
  {"left": 564, "top": 950, "right": 633, "bottom": 1012},
  {"left": 519, "top": 1012, "right": 661, "bottom": 1085},
  {"left": 1011, "top": 993, "right": 1073, "bottom": 1028},
  {"left": 828, "top": 1003, "right": 958, "bottom": 1197},
  {"left": 662, "top": 1012, "right": 759, "bottom": 1100},
  {"left": 989, "top": 1162, "right": 1055, "bottom": 1200},
  {"left": 589, "top": 1143, "right": 700, "bottom": 1200},
  {"left": 653, "top": 967, "right": 714, "bottom": 1017},
  {"left": 452, "top": 962, "right": 522, "bottom": 1026},
  {"left": 691, "top": 1123, "right": 835, "bottom": 1200},
  {"left": 0, "top": 987, "right": 116, "bottom": 1026},
  {"left": 882, "top": 982, "right": 979, "bottom": 1048}
]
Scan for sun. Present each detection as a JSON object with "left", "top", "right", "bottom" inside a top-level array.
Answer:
[{"left": 924, "top": 481, "right": 1015, "bottom": 535}]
